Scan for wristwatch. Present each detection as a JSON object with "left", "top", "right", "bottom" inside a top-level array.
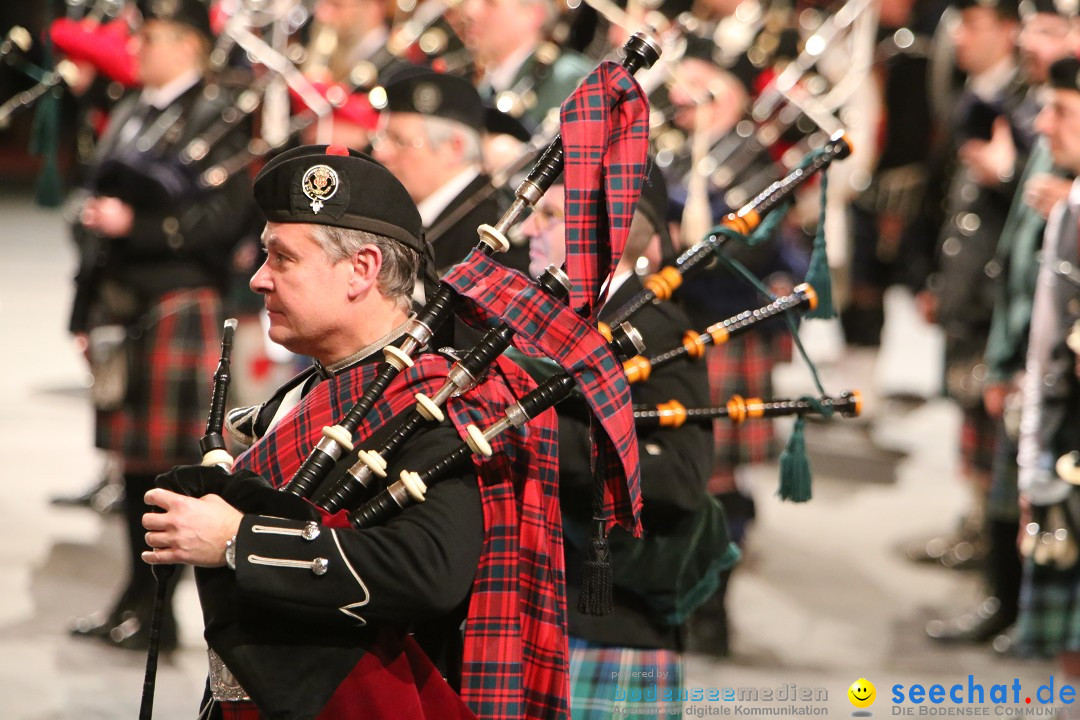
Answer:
[{"left": 224, "top": 535, "right": 237, "bottom": 571}]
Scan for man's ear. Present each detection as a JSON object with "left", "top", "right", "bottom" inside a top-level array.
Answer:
[{"left": 347, "top": 244, "right": 382, "bottom": 300}]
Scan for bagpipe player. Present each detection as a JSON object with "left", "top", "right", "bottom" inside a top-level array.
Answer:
[
  {"left": 140, "top": 145, "right": 574, "bottom": 720},
  {"left": 68, "top": 0, "right": 252, "bottom": 652}
]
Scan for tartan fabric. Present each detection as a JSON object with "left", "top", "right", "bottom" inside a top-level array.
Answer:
[
  {"left": 704, "top": 333, "right": 791, "bottom": 496},
  {"left": 444, "top": 253, "right": 643, "bottom": 538},
  {"left": 99, "top": 288, "right": 221, "bottom": 472},
  {"left": 559, "top": 61, "right": 650, "bottom": 320},
  {"left": 959, "top": 404, "right": 997, "bottom": 476},
  {"left": 225, "top": 352, "right": 570, "bottom": 720},
  {"left": 1014, "top": 557, "right": 1080, "bottom": 658},
  {"left": 567, "top": 636, "right": 683, "bottom": 720}
]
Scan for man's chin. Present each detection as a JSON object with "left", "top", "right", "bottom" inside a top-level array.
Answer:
[{"left": 266, "top": 327, "right": 296, "bottom": 351}]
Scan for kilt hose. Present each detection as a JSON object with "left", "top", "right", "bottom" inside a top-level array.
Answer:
[
  {"left": 705, "top": 332, "right": 792, "bottom": 496},
  {"left": 568, "top": 637, "right": 683, "bottom": 720},
  {"left": 99, "top": 288, "right": 222, "bottom": 473}
]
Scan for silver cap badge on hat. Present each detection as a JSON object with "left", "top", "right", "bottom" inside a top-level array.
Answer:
[
  {"left": 413, "top": 83, "right": 441, "bottom": 114},
  {"left": 302, "top": 164, "right": 339, "bottom": 214}
]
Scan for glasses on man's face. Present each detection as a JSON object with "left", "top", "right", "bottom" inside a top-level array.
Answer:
[
  {"left": 371, "top": 129, "right": 427, "bottom": 151},
  {"left": 528, "top": 202, "right": 564, "bottom": 233}
]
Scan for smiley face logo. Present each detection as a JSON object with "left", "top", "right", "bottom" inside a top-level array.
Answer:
[{"left": 848, "top": 678, "right": 876, "bottom": 709}]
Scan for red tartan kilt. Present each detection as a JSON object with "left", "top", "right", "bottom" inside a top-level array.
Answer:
[
  {"left": 705, "top": 332, "right": 792, "bottom": 494},
  {"left": 98, "top": 288, "right": 222, "bottom": 472}
]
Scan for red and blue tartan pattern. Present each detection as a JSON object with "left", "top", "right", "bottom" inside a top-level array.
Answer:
[
  {"left": 99, "top": 288, "right": 221, "bottom": 472},
  {"left": 229, "top": 352, "right": 570, "bottom": 720},
  {"left": 444, "top": 253, "right": 643, "bottom": 539},
  {"left": 559, "top": 61, "right": 650, "bottom": 320}
]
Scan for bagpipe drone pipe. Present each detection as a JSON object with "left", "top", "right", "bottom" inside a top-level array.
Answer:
[
  {"left": 633, "top": 390, "right": 862, "bottom": 430},
  {"left": 621, "top": 283, "right": 818, "bottom": 384},
  {"left": 599, "top": 130, "right": 852, "bottom": 334}
]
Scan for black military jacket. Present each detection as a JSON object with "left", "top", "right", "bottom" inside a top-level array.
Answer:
[
  {"left": 932, "top": 71, "right": 1032, "bottom": 358},
  {"left": 202, "top": 352, "right": 484, "bottom": 714},
  {"left": 426, "top": 172, "right": 530, "bottom": 275},
  {"left": 559, "top": 274, "right": 714, "bottom": 648}
]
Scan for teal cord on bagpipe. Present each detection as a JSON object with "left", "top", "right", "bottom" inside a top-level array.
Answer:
[
  {"left": 777, "top": 397, "right": 834, "bottom": 503},
  {"left": 803, "top": 156, "right": 835, "bottom": 319},
  {"left": 695, "top": 146, "right": 839, "bottom": 501}
]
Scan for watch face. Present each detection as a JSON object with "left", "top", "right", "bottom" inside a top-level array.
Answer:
[{"left": 225, "top": 537, "right": 237, "bottom": 570}]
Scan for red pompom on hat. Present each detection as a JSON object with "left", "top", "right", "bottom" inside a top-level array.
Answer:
[
  {"left": 49, "top": 18, "right": 139, "bottom": 87},
  {"left": 209, "top": 0, "right": 230, "bottom": 36}
]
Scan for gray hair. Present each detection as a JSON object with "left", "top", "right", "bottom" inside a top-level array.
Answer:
[
  {"left": 422, "top": 115, "right": 483, "bottom": 166},
  {"left": 310, "top": 224, "right": 420, "bottom": 312}
]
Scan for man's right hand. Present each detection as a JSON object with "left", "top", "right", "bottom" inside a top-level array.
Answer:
[{"left": 1023, "top": 174, "right": 1072, "bottom": 219}]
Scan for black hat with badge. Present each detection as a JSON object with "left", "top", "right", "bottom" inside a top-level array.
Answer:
[
  {"left": 1019, "top": 0, "right": 1079, "bottom": 17},
  {"left": 382, "top": 70, "right": 485, "bottom": 132},
  {"left": 138, "top": 0, "right": 214, "bottom": 39},
  {"left": 253, "top": 144, "right": 439, "bottom": 293},
  {"left": 952, "top": 0, "right": 1021, "bottom": 19},
  {"left": 1049, "top": 56, "right": 1080, "bottom": 91}
]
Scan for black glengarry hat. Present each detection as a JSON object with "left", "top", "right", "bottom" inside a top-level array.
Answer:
[
  {"left": 952, "top": 0, "right": 1021, "bottom": 19},
  {"left": 1049, "top": 56, "right": 1080, "bottom": 91},
  {"left": 254, "top": 144, "right": 440, "bottom": 295},
  {"left": 383, "top": 70, "right": 485, "bottom": 132},
  {"left": 138, "top": 0, "right": 213, "bottom": 39},
  {"left": 253, "top": 144, "right": 425, "bottom": 254}
]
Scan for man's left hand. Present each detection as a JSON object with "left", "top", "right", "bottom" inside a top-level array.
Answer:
[
  {"left": 82, "top": 196, "right": 135, "bottom": 237},
  {"left": 142, "top": 488, "right": 242, "bottom": 567},
  {"left": 958, "top": 116, "right": 1016, "bottom": 188}
]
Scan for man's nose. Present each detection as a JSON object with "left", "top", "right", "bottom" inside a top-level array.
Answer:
[{"left": 250, "top": 260, "right": 271, "bottom": 293}]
